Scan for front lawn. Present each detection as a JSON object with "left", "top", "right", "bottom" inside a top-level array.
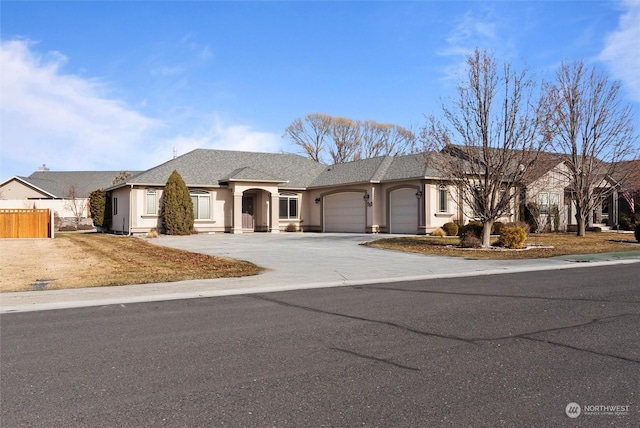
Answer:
[{"left": 364, "top": 232, "right": 639, "bottom": 260}]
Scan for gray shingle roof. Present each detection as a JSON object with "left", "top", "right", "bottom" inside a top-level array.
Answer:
[
  {"left": 22, "top": 171, "right": 139, "bottom": 198},
  {"left": 117, "top": 149, "right": 327, "bottom": 189}
]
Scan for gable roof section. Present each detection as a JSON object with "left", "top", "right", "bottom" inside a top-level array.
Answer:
[
  {"left": 0, "top": 176, "right": 57, "bottom": 198},
  {"left": 19, "top": 171, "right": 136, "bottom": 198},
  {"left": 221, "top": 166, "right": 286, "bottom": 183},
  {"left": 116, "top": 149, "right": 327, "bottom": 189}
]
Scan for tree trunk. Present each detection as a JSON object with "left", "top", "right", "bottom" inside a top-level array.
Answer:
[
  {"left": 576, "top": 217, "right": 586, "bottom": 237},
  {"left": 482, "top": 220, "right": 494, "bottom": 248}
]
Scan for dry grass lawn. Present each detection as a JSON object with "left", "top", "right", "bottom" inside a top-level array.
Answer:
[
  {"left": 365, "top": 232, "right": 640, "bottom": 260},
  {"left": 0, "top": 233, "right": 262, "bottom": 292}
]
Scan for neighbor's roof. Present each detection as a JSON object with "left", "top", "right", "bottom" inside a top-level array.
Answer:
[
  {"left": 113, "top": 149, "right": 327, "bottom": 189},
  {"left": 15, "top": 171, "right": 140, "bottom": 198}
]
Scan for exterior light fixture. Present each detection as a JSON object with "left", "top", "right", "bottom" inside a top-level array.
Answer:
[
  {"left": 315, "top": 197, "right": 321, "bottom": 204},
  {"left": 415, "top": 190, "right": 423, "bottom": 199}
]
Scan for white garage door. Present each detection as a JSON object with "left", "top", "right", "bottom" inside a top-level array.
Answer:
[
  {"left": 390, "top": 188, "right": 418, "bottom": 234},
  {"left": 324, "top": 192, "right": 366, "bottom": 233}
]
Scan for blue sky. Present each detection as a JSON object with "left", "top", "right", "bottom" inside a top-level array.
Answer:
[{"left": 1, "top": 1, "right": 639, "bottom": 178}]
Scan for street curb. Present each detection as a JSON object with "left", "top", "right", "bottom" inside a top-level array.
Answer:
[{"left": 2, "top": 258, "right": 638, "bottom": 314}]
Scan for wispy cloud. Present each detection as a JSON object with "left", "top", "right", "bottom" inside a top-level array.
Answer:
[
  {"left": 0, "top": 39, "right": 158, "bottom": 173},
  {"left": 0, "top": 39, "right": 281, "bottom": 177},
  {"left": 598, "top": 0, "right": 640, "bottom": 101}
]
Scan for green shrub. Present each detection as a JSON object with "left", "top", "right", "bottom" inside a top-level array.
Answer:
[
  {"left": 619, "top": 213, "right": 638, "bottom": 231},
  {"left": 491, "top": 221, "right": 505, "bottom": 235},
  {"left": 89, "top": 189, "right": 107, "bottom": 228},
  {"left": 161, "top": 170, "right": 194, "bottom": 235},
  {"left": 587, "top": 226, "right": 602, "bottom": 233},
  {"left": 499, "top": 226, "right": 527, "bottom": 249},
  {"left": 442, "top": 222, "right": 458, "bottom": 236},
  {"left": 635, "top": 224, "right": 640, "bottom": 242},
  {"left": 431, "top": 227, "right": 446, "bottom": 237},
  {"left": 459, "top": 221, "right": 483, "bottom": 239}
]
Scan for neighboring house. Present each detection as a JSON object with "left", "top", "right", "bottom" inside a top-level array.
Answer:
[
  {"left": 106, "top": 149, "right": 465, "bottom": 235},
  {"left": 613, "top": 159, "right": 640, "bottom": 225},
  {"left": 520, "top": 152, "right": 620, "bottom": 231},
  {"left": 0, "top": 167, "right": 139, "bottom": 230}
]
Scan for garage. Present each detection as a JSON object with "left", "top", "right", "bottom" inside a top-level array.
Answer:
[
  {"left": 323, "top": 192, "right": 366, "bottom": 233},
  {"left": 389, "top": 188, "right": 418, "bottom": 234}
]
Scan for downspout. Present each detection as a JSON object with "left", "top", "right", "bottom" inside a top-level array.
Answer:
[{"left": 128, "top": 184, "right": 133, "bottom": 236}]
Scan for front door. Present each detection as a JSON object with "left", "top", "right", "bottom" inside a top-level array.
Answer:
[{"left": 242, "top": 196, "right": 254, "bottom": 230}]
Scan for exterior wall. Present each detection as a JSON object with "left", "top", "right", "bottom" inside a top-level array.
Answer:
[
  {"left": 109, "top": 187, "right": 131, "bottom": 234},
  {"left": 527, "top": 165, "right": 572, "bottom": 231},
  {"left": 127, "top": 186, "right": 231, "bottom": 235},
  {"left": 0, "top": 179, "right": 50, "bottom": 199}
]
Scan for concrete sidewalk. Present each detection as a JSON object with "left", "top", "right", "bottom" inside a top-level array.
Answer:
[{"left": 2, "top": 233, "right": 639, "bottom": 313}]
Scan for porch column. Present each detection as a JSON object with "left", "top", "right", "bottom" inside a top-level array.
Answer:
[
  {"left": 232, "top": 192, "right": 243, "bottom": 234},
  {"left": 270, "top": 193, "right": 280, "bottom": 233}
]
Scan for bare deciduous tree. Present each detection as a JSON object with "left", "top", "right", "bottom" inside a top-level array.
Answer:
[
  {"left": 546, "top": 60, "right": 638, "bottom": 236},
  {"left": 64, "top": 185, "right": 87, "bottom": 227},
  {"left": 282, "top": 113, "right": 332, "bottom": 162},
  {"left": 328, "top": 116, "right": 361, "bottom": 163},
  {"left": 422, "top": 48, "right": 549, "bottom": 247},
  {"left": 284, "top": 114, "right": 416, "bottom": 164},
  {"left": 112, "top": 171, "right": 133, "bottom": 185}
]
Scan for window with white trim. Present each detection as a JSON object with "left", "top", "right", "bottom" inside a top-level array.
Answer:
[
  {"left": 438, "top": 185, "right": 448, "bottom": 213},
  {"left": 146, "top": 189, "right": 158, "bottom": 215},
  {"left": 190, "top": 191, "right": 211, "bottom": 220},
  {"left": 279, "top": 193, "right": 299, "bottom": 219}
]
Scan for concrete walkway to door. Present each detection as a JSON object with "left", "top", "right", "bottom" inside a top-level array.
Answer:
[{"left": 2, "top": 233, "right": 638, "bottom": 313}]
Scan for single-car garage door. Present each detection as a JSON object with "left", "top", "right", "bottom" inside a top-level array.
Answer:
[
  {"left": 389, "top": 188, "right": 418, "bottom": 234},
  {"left": 324, "top": 192, "right": 366, "bottom": 233}
]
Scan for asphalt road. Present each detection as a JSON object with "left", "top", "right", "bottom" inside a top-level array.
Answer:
[{"left": 1, "top": 263, "right": 639, "bottom": 427}]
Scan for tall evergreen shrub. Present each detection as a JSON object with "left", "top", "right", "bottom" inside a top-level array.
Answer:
[
  {"left": 89, "top": 189, "right": 107, "bottom": 229},
  {"left": 161, "top": 170, "right": 194, "bottom": 235}
]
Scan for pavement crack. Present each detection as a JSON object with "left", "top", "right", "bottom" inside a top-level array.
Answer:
[
  {"left": 250, "top": 294, "right": 476, "bottom": 346},
  {"left": 519, "top": 336, "right": 640, "bottom": 364},
  {"left": 366, "top": 285, "right": 640, "bottom": 305},
  {"left": 329, "top": 347, "right": 420, "bottom": 371},
  {"left": 480, "top": 313, "right": 640, "bottom": 365}
]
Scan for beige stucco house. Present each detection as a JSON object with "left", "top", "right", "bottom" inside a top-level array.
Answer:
[{"left": 106, "top": 149, "right": 465, "bottom": 235}]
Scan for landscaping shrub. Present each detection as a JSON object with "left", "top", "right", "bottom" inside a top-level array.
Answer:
[
  {"left": 431, "top": 227, "right": 446, "bottom": 237},
  {"left": 635, "top": 224, "right": 640, "bottom": 242},
  {"left": 619, "top": 213, "right": 638, "bottom": 231},
  {"left": 459, "top": 221, "right": 483, "bottom": 239},
  {"left": 161, "top": 170, "right": 194, "bottom": 235},
  {"left": 460, "top": 235, "right": 482, "bottom": 248},
  {"left": 491, "top": 221, "right": 505, "bottom": 235},
  {"left": 587, "top": 226, "right": 602, "bottom": 233},
  {"left": 89, "top": 189, "right": 108, "bottom": 229},
  {"left": 442, "top": 222, "right": 458, "bottom": 236},
  {"left": 506, "top": 221, "right": 531, "bottom": 234},
  {"left": 499, "top": 226, "right": 527, "bottom": 249}
]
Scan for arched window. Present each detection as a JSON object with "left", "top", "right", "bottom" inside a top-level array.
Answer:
[
  {"left": 438, "top": 185, "right": 448, "bottom": 213},
  {"left": 279, "top": 193, "right": 299, "bottom": 220}
]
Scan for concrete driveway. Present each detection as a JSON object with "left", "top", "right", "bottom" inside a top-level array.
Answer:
[{"left": 148, "top": 232, "right": 637, "bottom": 286}]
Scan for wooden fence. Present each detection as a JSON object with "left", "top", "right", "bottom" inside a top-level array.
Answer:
[{"left": 0, "top": 209, "right": 51, "bottom": 238}]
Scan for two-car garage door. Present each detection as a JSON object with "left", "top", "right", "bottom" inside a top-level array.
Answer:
[{"left": 323, "top": 192, "right": 366, "bottom": 233}]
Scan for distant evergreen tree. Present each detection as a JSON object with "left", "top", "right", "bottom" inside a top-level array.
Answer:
[{"left": 161, "top": 170, "right": 194, "bottom": 235}]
